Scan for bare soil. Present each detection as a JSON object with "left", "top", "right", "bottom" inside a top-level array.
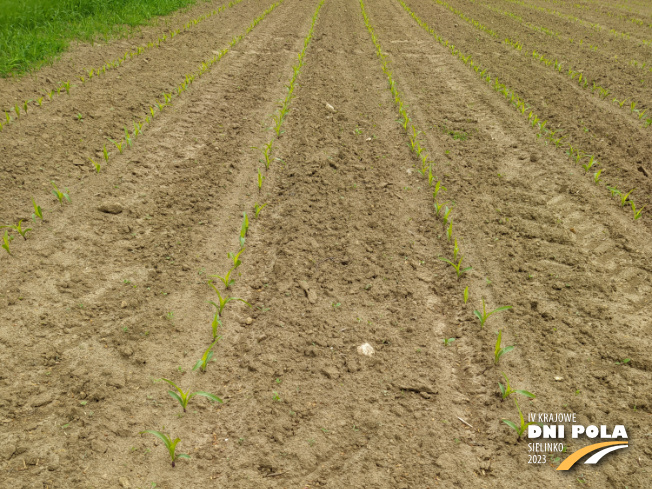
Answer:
[{"left": 1, "top": 0, "right": 650, "bottom": 488}]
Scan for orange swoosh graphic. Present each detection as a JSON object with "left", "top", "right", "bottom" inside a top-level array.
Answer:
[{"left": 556, "top": 441, "right": 628, "bottom": 470}]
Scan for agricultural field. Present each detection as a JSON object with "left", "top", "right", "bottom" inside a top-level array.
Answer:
[{"left": 1, "top": 0, "right": 651, "bottom": 487}]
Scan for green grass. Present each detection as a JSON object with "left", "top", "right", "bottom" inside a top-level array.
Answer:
[{"left": 0, "top": 0, "right": 205, "bottom": 76}]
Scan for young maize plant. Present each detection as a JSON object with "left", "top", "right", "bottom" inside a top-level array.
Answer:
[
  {"left": 502, "top": 398, "right": 540, "bottom": 439},
  {"left": 494, "top": 329, "right": 514, "bottom": 365},
  {"left": 240, "top": 212, "right": 249, "bottom": 248},
  {"left": 31, "top": 198, "right": 43, "bottom": 221},
  {"left": 51, "top": 182, "right": 71, "bottom": 204},
  {"left": 89, "top": 158, "right": 101, "bottom": 173},
  {"left": 498, "top": 372, "right": 535, "bottom": 400},
  {"left": 438, "top": 256, "right": 471, "bottom": 278},
  {"left": 139, "top": 431, "right": 190, "bottom": 467},
  {"left": 474, "top": 298, "right": 512, "bottom": 328},
  {"left": 1, "top": 230, "right": 14, "bottom": 255},
  {"left": 253, "top": 140, "right": 274, "bottom": 170},
  {"left": 463, "top": 286, "right": 469, "bottom": 304},
  {"left": 257, "top": 168, "right": 265, "bottom": 192},
  {"left": 155, "top": 378, "right": 223, "bottom": 413},
  {"left": 254, "top": 203, "right": 268, "bottom": 218},
  {"left": 193, "top": 338, "right": 220, "bottom": 373},
  {"left": 208, "top": 281, "right": 251, "bottom": 318},
  {"left": 1, "top": 220, "right": 31, "bottom": 240}
]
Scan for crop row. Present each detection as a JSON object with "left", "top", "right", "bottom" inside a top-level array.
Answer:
[
  {"left": 399, "top": 0, "right": 647, "bottom": 221},
  {"left": 498, "top": 0, "right": 652, "bottom": 46},
  {"left": 480, "top": 0, "right": 652, "bottom": 76},
  {"left": 359, "top": 0, "right": 534, "bottom": 439},
  {"left": 138, "top": 0, "right": 325, "bottom": 466},
  {"left": 434, "top": 0, "right": 651, "bottom": 128},
  {"left": 1, "top": 0, "right": 285, "bottom": 258},
  {"left": 0, "top": 0, "right": 245, "bottom": 135}
]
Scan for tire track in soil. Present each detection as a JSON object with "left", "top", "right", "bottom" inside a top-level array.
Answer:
[
  {"left": 198, "top": 0, "right": 488, "bottom": 486},
  {"left": 367, "top": 0, "right": 652, "bottom": 486},
  {"left": 0, "top": 0, "right": 273, "bottom": 223},
  {"left": 402, "top": 0, "right": 652, "bottom": 230},
  {"left": 0, "top": 0, "right": 323, "bottom": 487}
]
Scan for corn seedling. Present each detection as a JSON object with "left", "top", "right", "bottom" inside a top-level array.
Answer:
[
  {"left": 31, "top": 198, "right": 43, "bottom": 221},
  {"left": 593, "top": 169, "right": 603, "bottom": 185},
  {"left": 632, "top": 203, "right": 645, "bottom": 220},
  {"left": 139, "top": 430, "right": 190, "bottom": 467},
  {"left": 434, "top": 200, "right": 449, "bottom": 216},
  {"left": 254, "top": 203, "right": 268, "bottom": 218},
  {"left": 453, "top": 238, "right": 459, "bottom": 260},
  {"left": 193, "top": 338, "right": 220, "bottom": 372},
  {"left": 438, "top": 256, "right": 471, "bottom": 278},
  {"left": 582, "top": 155, "right": 597, "bottom": 173},
  {"left": 257, "top": 168, "right": 265, "bottom": 192},
  {"left": 2, "top": 220, "right": 31, "bottom": 240},
  {"left": 446, "top": 218, "right": 453, "bottom": 241},
  {"left": 502, "top": 398, "right": 539, "bottom": 439},
  {"left": 239, "top": 212, "right": 249, "bottom": 248},
  {"left": 209, "top": 263, "right": 238, "bottom": 289},
  {"left": 62, "top": 81, "right": 71, "bottom": 94},
  {"left": 51, "top": 182, "right": 71, "bottom": 204},
  {"left": 210, "top": 312, "right": 222, "bottom": 339},
  {"left": 89, "top": 158, "right": 101, "bottom": 173},
  {"left": 463, "top": 286, "right": 469, "bottom": 304},
  {"left": 498, "top": 372, "right": 535, "bottom": 400},
  {"left": 433, "top": 181, "right": 446, "bottom": 201},
  {"left": 155, "top": 378, "right": 223, "bottom": 412},
  {"left": 253, "top": 140, "right": 274, "bottom": 170},
  {"left": 620, "top": 189, "right": 634, "bottom": 207},
  {"left": 208, "top": 281, "right": 251, "bottom": 317},
  {"left": 103, "top": 145, "right": 109, "bottom": 163},
  {"left": 228, "top": 247, "right": 245, "bottom": 269},
  {"left": 474, "top": 299, "right": 512, "bottom": 328},
  {"left": 1, "top": 230, "right": 13, "bottom": 255},
  {"left": 494, "top": 330, "right": 514, "bottom": 365}
]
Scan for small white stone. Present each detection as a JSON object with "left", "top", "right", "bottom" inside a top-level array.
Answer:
[
  {"left": 325, "top": 102, "right": 336, "bottom": 112},
  {"left": 554, "top": 376, "right": 563, "bottom": 381},
  {"left": 357, "top": 343, "right": 375, "bottom": 356}
]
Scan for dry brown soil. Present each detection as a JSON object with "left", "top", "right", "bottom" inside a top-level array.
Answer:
[{"left": 1, "top": 0, "right": 651, "bottom": 488}]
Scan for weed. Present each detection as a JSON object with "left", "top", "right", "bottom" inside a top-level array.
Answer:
[
  {"left": 498, "top": 372, "right": 534, "bottom": 400},
  {"left": 615, "top": 358, "right": 631, "bottom": 365},
  {"left": 139, "top": 430, "right": 190, "bottom": 467},
  {"left": 474, "top": 298, "right": 512, "bottom": 328},
  {"left": 156, "top": 378, "right": 223, "bottom": 412},
  {"left": 443, "top": 337, "right": 455, "bottom": 346},
  {"left": 272, "top": 391, "right": 281, "bottom": 402},
  {"left": 494, "top": 330, "right": 514, "bottom": 365}
]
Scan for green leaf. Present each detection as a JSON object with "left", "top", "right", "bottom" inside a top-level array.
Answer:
[
  {"left": 515, "top": 390, "right": 536, "bottom": 399},
  {"left": 140, "top": 430, "right": 171, "bottom": 449},
  {"left": 502, "top": 419, "right": 518, "bottom": 431},
  {"left": 193, "top": 392, "right": 223, "bottom": 403}
]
